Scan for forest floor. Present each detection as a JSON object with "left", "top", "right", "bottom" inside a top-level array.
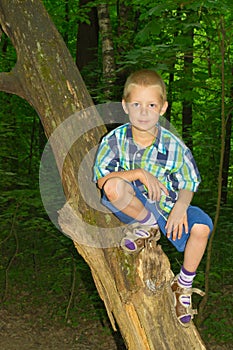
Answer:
[
  {"left": 0, "top": 302, "right": 232, "bottom": 350},
  {"left": 0, "top": 304, "right": 121, "bottom": 350},
  {"left": 0, "top": 206, "right": 232, "bottom": 350}
]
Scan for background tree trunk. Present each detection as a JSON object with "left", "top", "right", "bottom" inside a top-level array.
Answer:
[
  {"left": 76, "top": 0, "right": 99, "bottom": 71},
  {"left": 182, "top": 27, "right": 194, "bottom": 151},
  {"left": 221, "top": 111, "right": 232, "bottom": 204},
  {"left": 115, "top": 0, "right": 140, "bottom": 99},
  {"left": 97, "top": 3, "right": 116, "bottom": 100},
  {"left": 0, "top": 1, "right": 207, "bottom": 349},
  {"left": 221, "top": 69, "right": 233, "bottom": 204}
]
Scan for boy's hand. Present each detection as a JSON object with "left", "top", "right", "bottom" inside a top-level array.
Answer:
[
  {"left": 165, "top": 202, "right": 188, "bottom": 241},
  {"left": 140, "top": 169, "right": 168, "bottom": 201}
]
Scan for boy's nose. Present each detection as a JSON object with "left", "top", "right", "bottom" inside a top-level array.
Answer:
[{"left": 140, "top": 106, "right": 147, "bottom": 115}]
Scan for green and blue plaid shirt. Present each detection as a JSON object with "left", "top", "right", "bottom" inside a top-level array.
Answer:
[{"left": 93, "top": 123, "right": 201, "bottom": 216}]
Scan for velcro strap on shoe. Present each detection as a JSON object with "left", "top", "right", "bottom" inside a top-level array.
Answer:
[
  {"left": 192, "top": 288, "right": 205, "bottom": 297},
  {"left": 184, "top": 306, "right": 198, "bottom": 318}
]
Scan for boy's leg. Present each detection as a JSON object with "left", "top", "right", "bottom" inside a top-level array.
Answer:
[
  {"left": 103, "top": 177, "right": 155, "bottom": 223},
  {"left": 103, "top": 177, "right": 160, "bottom": 252},
  {"left": 183, "top": 224, "right": 210, "bottom": 272},
  {"left": 172, "top": 212, "right": 212, "bottom": 326},
  {"left": 102, "top": 181, "right": 213, "bottom": 326}
]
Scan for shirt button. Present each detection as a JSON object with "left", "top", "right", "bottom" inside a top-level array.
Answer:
[{"left": 137, "top": 153, "right": 141, "bottom": 157}]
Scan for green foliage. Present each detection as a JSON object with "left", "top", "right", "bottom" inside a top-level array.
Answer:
[
  {"left": 119, "top": 0, "right": 233, "bottom": 202},
  {"left": 0, "top": 0, "right": 233, "bottom": 347},
  {"left": 0, "top": 183, "right": 105, "bottom": 324},
  {"left": 0, "top": 86, "right": 107, "bottom": 329},
  {"left": 198, "top": 206, "right": 233, "bottom": 344}
]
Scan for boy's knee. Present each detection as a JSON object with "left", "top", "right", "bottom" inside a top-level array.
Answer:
[
  {"left": 103, "top": 177, "right": 132, "bottom": 202},
  {"left": 191, "top": 224, "right": 210, "bottom": 239}
]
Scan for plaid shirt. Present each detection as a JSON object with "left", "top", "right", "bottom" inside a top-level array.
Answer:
[{"left": 93, "top": 123, "right": 201, "bottom": 216}]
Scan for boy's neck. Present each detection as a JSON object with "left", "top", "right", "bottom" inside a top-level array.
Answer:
[{"left": 132, "top": 125, "right": 158, "bottom": 147}]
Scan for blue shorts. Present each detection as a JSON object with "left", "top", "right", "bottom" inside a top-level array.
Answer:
[{"left": 101, "top": 184, "right": 213, "bottom": 252}]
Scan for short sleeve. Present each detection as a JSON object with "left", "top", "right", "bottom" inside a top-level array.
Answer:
[
  {"left": 176, "top": 148, "right": 201, "bottom": 192},
  {"left": 93, "top": 133, "right": 119, "bottom": 182}
]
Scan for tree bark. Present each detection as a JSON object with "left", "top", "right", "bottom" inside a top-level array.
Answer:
[
  {"left": 115, "top": 0, "right": 140, "bottom": 99},
  {"left": 221, "top": 66, "right": 233, "bottom": 204},
  {"left": 182, "top": 27, "right": 194, "bottom": 151},
  {"left": 76, "top": 0, "right": 99, "bottom": 71},
  {"left": 0, "top": 1, "right": 206, "bottom": 349},
  {"left": 221, "top": 111, "right": 232, "bottom": 204},
  {"left": 97, "top": 3, "right": 116, "bottom": 100}
]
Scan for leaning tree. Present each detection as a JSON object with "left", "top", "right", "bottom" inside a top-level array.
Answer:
[{"left": 0, "top": 1, "right": 206, "bottom": 349}]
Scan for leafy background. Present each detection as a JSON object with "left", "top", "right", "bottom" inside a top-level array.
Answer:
[{"left": 0, "top": 0, "right": 232, "bottom": 349}]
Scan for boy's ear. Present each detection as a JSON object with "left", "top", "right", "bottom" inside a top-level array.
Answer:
[
  {"left": 122, "top": 99, "right": 128, "bottom": 114},
  {"left": 160, "top": 101, "right": 168, "bottom": 116}
]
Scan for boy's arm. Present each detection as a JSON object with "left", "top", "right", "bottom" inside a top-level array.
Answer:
[
  {"left": 97, "top": 168, "right": 169, "bottom": 201},
  {"left": 97, "top": 169, "right": 142, "bottom": 189},
  {"left": 164, "top": 145, "right": 200, "bottom": 240},
  {"left": 176, "top": 188, "right": 194, "bottom": 207},
  {"left": 165, "top": 189, "right": 193, "bottom": 240}
]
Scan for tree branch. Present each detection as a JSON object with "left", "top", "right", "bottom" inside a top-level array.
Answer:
[{"left": 0, "top": 69, "right": 25, "bottom": 98}]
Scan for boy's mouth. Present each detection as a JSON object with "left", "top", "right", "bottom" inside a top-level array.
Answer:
[
  {"left": 137, "top": 121, "right": 151, "bottom": 126},
  {"left": 138, "top": 119, "right": 150, "bottom": 123}
]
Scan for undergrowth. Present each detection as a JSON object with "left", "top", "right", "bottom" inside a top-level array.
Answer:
[{"left": 0, "top": 188, "right": 232, "bottom": 347}]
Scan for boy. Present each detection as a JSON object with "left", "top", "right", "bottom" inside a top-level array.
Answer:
[{"left": 93, "top": 69, "right": 213, "bottom": 326}]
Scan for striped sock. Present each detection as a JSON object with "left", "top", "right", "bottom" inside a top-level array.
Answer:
[
  {"left": 178, "top": 266, "right": 196, "bottom": 323},
  {"left": 178, "top": 266, "right": 196, "bottom": 289},
  {"left": 138, "top": 211, "right": 157, "bottom": 226}
]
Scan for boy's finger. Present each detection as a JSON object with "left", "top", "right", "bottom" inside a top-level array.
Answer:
[
  {"left": 156, "top": 189, "right": 161, "bottom": 201},
  {"left": 165, "top": 224, "right": 171, "bottom": 238},
  {"left": 151, "top": 191, "right": 156, "bottom": 201},
  {"left": 151, "top": 183, "right": 160, "bottom": 201},
  {"left": 161, "top": 183, "right": 169, "bottom": 195},
  {"left": 148, "top": 190, "right": 153, "bottom": 200},
  {"left": 178, "top": 224, "right": 183, "bottom": 239},
  {"left": 172, "top": 226, "right": 178, "bottom": 241},
  {"left": 184, "top": 220, "right": 189, "bottom": 234}
]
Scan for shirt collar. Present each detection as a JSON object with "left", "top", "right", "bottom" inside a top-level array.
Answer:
[{"left": 126, "top": 123, "right": 167, "bottom": 155}]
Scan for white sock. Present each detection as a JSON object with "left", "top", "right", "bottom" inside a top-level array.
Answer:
[{"left": 138, "top": 211, "right": 157, "bottom": 226}]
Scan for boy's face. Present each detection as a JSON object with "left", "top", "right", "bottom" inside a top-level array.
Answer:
[{"left": 122, "top": 85, "right": 168, "bottom": 135}]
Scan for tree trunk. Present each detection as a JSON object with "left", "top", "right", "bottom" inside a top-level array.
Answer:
[
  {"left": 97, "top": 3, "right": 116, "bottom": 100},
  {"left": 76, "top": 0, "right": 99, "bottom": 71},
  {"left": 166, "top": 72, "right": 174, "bottom": 123},
  {"left": 182, "top": 27, "right": 194, "bottom": 151},
  {"left": 221, "top": 67, "right": 233, "bottom": 204},
  {"left": 0, "top": 1, "right": 206, "bottom": 349},
  {"left": 115, "top": 0, "right": 140, "bottom": 99},
  {"left": 221, "top": 111, "right": 232, "bottom": 204}
]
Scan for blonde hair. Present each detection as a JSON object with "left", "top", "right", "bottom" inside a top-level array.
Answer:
[{"left": 123, "top": 69, "right": 167, "bottom": 103}]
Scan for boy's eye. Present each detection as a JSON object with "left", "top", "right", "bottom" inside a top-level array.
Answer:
[
  {"left": 148, "top": 103, "right": 157, "bottom": 109},
  {"left": 131, "top": 102, "right": 140, "bottom": 108}
]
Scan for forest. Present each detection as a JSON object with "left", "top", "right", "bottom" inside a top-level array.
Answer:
[{"left": 0, "top": 0, "right": 232, "bottom": 349}]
